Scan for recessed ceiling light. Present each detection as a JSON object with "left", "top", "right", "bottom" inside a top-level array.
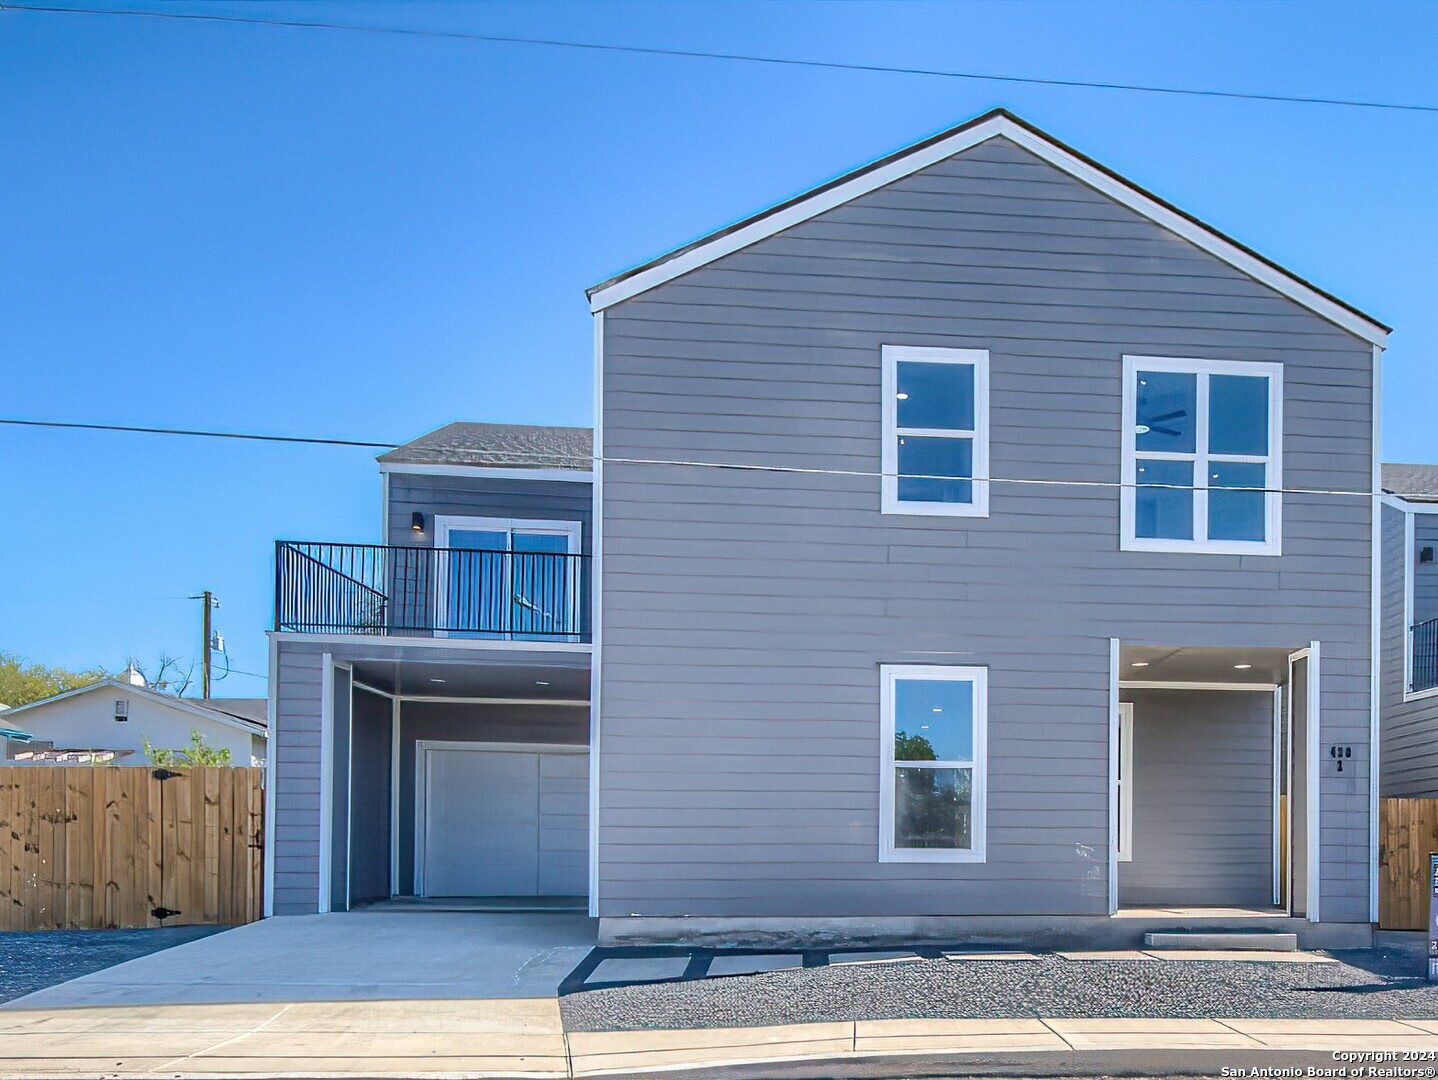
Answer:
[
  {"left": 429, "top": 678, "right": 446, "bottom": 684},
  {"left": 535, "top": 680, "right": 550, "bottom": 686},
  {"left": 1234, "top": 664, "right": 1252, "bottom": 670},
  {"left": 1130, "top": 661, "right": 1149, "bottom": 668},
  {"left": 932, "top": 707, "right": 943, "bottom": 713}
]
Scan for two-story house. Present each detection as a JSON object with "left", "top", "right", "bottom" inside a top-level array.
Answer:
[{"left": 268, "top": 109, "right": 1387, "bottom": 948}]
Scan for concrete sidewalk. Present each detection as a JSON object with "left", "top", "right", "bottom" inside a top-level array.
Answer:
[
  {"left": 4, "top": 1006, "right": 1438, "bottom": 1078},
  {"left": 567, "top": 1017, "right": 1438, "bottom": 1076},
  {"left": 0, "top": 997, "right": 570, "bottom": 1077}
]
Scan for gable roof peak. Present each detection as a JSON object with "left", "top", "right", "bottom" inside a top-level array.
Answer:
[{"left": 587, "top": 108, "right": 1387, "bottom": 346}]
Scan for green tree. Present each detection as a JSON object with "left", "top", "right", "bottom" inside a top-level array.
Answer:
[
  {"left": 0, "top": 651, "right": 106, "bottom": 708},
  {"left": 144, "top": 729, "right": 232, "bottom": 768},
  {"left": 894, "top": 730, "right": 938, "bottom": 761}
]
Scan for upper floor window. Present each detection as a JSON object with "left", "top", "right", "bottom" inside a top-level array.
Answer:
[
  {"left": 881, "top": 346, "right": 990, "bottom": 517},
  {"left": 1406, "top": 512, "right": 1438, "bottom": 698},
  {"left": 1120, "top": 356, "right": 1283, "bottom": 555}
]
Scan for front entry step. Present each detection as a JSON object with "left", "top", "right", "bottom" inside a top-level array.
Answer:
[{"left": 1143, "top": 931, "right": 1298, "bottom": 951}]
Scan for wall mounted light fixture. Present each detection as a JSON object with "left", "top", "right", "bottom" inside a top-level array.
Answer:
[{"left": 412, "top": 512, "right": 425, "bottom": 534}]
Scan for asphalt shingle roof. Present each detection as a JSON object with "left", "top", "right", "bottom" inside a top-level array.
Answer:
[
  {"left": 1383, "top": 463, "right": 1438, "bottom": 503},
  {"left": 377, "top": 422, "right": 593, "bottom": 470}
]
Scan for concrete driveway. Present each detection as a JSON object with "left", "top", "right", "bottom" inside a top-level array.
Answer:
[
  {"left": 5, "top": 910, "right": 596, "bottom": 1008},
  {"left": 0, "top": 911, "right": 596, "bottom": 1077}
]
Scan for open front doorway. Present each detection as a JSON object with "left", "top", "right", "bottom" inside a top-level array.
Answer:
[{"left": 1114, "top": 643, "right": 1317, "bottom": 918}]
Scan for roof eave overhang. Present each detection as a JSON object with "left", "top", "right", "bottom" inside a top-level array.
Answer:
[{"left": 586, "top": 110, "right": 1388, "bottom": 348}]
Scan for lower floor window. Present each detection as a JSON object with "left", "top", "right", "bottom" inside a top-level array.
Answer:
[{"left": 880, "top": 665, "right": 988, "bottom": 862}]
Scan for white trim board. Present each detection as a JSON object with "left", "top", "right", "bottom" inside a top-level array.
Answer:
[
  {"left": 1272, "top": 687, "right": 1283, "bottom": 907},
  {"left": 1369, "top": 343, "right": 1383, "bottom": 923},
  {"left": 1107, "top": 638, "right": 1120, "bottom": 914},
  {"left": 586, "top": 110, "right": 1388, "bottom": 347},
  {"left": 1119, "top": 681, "right": 1280, "bottom": 691},
  {"left": 1116, "top": 700, "right": 1133, "bottom": 866},
  {"left": 379, "top": 462, "right": 593, "bottom": 483},
  {"left": 589, "top": 308, "right": 605, "bottom": 919},
  {"left": 318, "top": 653, "right": 335, "bottom": 915},
  {"left": 1307, "top": 641, "right": 1322, "bottom": 924},
  {"left": 267, "top": 630, "right": 592, "bottom": 655}
]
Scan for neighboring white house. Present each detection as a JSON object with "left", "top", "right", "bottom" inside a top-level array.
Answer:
[{"left": 0, "top": 670, "right": 266, "bottom": 766}]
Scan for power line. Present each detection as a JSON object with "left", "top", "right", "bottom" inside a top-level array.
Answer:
[
  {"left": 0, "top": 415, "right": 1408, "bottom": 501},
  {"left": 5, "top": 3, "right": 1436, "bottom": 115},
  {"left": 0, "top": 417, "right": 394, "bottom": 449}
]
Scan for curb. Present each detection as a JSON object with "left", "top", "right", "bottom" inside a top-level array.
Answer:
[{"left": 567, "top": 1017, "right": 1438, "bottom": 1077}]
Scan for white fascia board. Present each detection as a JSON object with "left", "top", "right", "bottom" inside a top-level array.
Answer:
[
  {"left": 379, "top": 463, "right": 593, "bottom": 483},
  {"left": 1368, "top": 343, "right": 1383, "bottom": 923},
  {"left": 266, "top": 630, "right": 592, "bottom": 654},
  {"left": 588, "top": 116, "right": 1387, "bottom": 348}
]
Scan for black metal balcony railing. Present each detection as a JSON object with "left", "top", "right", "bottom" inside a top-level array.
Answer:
[
  {"left": 1414, "top": 616, "right": 1438, "bottom": 694},
  {"left": 275, "top": 541, "right": 589, "bottom": 641}
]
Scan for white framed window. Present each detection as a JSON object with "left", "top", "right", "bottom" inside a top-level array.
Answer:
[
  {"left": 1117, "top": 702, "right": 1133, "bottom": 862},
  {"left": 881, "top": 346, "right": 990, "bottom": 517},
  {"left": 878, "top": 664, "right": 987, "bottom": 862},
  {"left": 1404, "top": 508, "right": 1438, "bottom": 701},
  {"left": 1120, "top": 355, "right": 1283, "bottom": 555}
]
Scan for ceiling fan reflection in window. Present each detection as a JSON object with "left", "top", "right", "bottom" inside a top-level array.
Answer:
[{"left": 1134, "top": 409, "right": 1188, "bottom": 437}]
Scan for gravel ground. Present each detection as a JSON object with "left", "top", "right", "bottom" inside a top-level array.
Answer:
[
  {"left": 560, "top": 940, "right": 1438, "bottom": 1031},
  {"left": 0, "top": 926, "right": 223, "bottom": 1005}
]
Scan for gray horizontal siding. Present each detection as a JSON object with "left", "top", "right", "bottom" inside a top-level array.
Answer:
[
  {"left": 599, "top": 135, "right": 1374, "bottom": 922},
  {"left": 385, "top": 472, "right": 593, "bottom": 636},
  {"left": 1381, "top": 504, "right": 1438, "bottom": 795},
  {"left": 272, "top": 644, "right": 324, "bottom": 915},
  {"left": 387, "top": 472, "right": 592, "bottom": 552},
  {"left": 1118, "top": 689, "right": 1275, "bottom": 907}
]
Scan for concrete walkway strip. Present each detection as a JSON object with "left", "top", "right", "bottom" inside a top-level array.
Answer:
[
  {"left": 1056, "top": 949, "right": 1156, "bottom": 960},
  {"left": 1044, "top": 1017, "right": 1266, "bottom": 1051},
  {"left": 1144, "top": 949, "right": 1336, "bottom": 963},
  {"left": 856, "top": 1017, "right": 1068, "bottom": 1054},
  {"left": 942, "top": 950, "right": 1041, "bottom": 961},
  {"left": 1219, "top": 1019, "right": 1438, "bottom": 1050},
  {"left": 568, "top": 1022, "right": 853, "bottom": 1076}
]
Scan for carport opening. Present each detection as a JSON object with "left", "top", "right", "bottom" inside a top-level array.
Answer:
[
  {"left": 325, "top": 658, "right": 590, "bottom": 914},
  {"left": 1116, "top": 644, "right": 1314, "bottom": 919}
]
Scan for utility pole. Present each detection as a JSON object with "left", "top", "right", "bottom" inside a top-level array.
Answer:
[{"left": 189, "top": 591, "right": 220, "bottom": 698}]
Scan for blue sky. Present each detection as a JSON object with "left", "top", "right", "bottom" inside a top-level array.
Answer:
[{"left": 2, "top": 0, "right": 1434, "bottom": 697}]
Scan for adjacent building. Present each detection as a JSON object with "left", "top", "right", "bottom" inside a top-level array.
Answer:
[{"left": 2, "top": 673, "right": 266, "bottom": 765}]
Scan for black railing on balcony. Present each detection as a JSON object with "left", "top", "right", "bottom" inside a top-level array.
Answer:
[
  {"left": 1413, "top": 616, "right": 1438, "bottom": 694},
  {"left": 274, "top": 541, "right": 589, "bottom": 641}
]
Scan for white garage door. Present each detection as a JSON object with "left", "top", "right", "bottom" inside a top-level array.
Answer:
[{"left": 418, "top": 744, "right": 587, "bottom": 897}]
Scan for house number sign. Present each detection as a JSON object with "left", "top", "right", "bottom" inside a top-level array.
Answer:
[{"left": 1429, "top": 853, "right": 1438, "bottom": 982}]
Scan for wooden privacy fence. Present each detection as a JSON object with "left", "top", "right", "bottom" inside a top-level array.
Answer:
[
  {"left": 1379, "top": 797, "right": 1438, "bottom": 930},
  {"left": 0, "top": 766, "right": 264, "bottom": 931}
]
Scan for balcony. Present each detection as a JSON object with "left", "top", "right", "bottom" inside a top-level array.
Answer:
[
  {"left": 1414, "top": 616, "right": 1438, "bottom": 695},
  {"left": 274, "top": 541, "right": 589, "bottom": 643}
]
